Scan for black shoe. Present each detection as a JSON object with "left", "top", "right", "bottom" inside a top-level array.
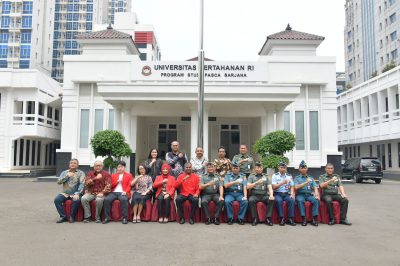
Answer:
[
  {"left": 189, "top": 218, "right": 194, "bottom": 225},
  {"left": 238, "top": 219, "right": 245, "bottom": 225},
  {"left": 179, "top": 218, "right": 185, "bottom": 224},
  {"left": 311, "top": 218, "right": 318, "bottom": 226},
  {"left": 83, "top": 217, "right": 91, "bottom": 223},
  {"left": 56, "top": 217, "right": 67, "bottom": 223},
  {"left": 122, "top": 218, "right": 127, "bottom": 224},
  {"left": 279, "top": 218, "right": 285, "bottom": 226},
  {"left": 102, "top": 218, "right": 110, "bottom": 224},
  {"left": 286, "top": 218, "right": 296, "bottom": 226},
  {"left": 252, "top": 218, "right": 258, "bottom": 226},
  {"left": 68, "top": 217, "right": 75, "bottom": 223},
  {"left": 205, "top": 218, "right": 211, "bottom": 225},
  {"left": 213, "top": 218, "right": 220, "bottom": 225},
  {"left": 95, "top": 218, "right": 101, "bottom": 223},
  {"left": 227, "top": 218, "right": 234, "bottom": 225},
  {"left": 265, "top": 218, "right": 273, "bottom": 226},
  {"left": 340, "top": 219, "right": 352, "bottom": 226},
  {"left": 328, "top": 219, "right": 335, "bottom": 225},
  {"left": 302, "top": 218, "right": 307, "bottom": 226}
]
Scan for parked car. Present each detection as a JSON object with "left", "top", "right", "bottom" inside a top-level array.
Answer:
[{"left": 341, "top": 157, "right": 383, "bottom": 184}]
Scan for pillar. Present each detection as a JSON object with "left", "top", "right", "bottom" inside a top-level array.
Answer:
[{"left": 190, "top": 107, "right": 198, "bottom": 158}]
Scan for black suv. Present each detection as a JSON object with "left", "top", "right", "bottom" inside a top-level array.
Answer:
[{"left": 342, "top": 157, "right": 383, "bottom": 184}]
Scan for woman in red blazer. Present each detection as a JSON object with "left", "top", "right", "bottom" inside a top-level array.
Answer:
[
  {"left": 103, "top": 161, "right": 133, "bottom": 224},
  {"left": 153, "top": 163, "right": 175, "bottom": 223}
]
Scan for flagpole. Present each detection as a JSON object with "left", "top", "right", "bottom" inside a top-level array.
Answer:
[{"left": 197, "top": 0, "right": 205, "bottom": 148}]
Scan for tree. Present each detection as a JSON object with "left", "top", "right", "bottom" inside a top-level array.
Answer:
[
  {"left": 90, "top": 130, "right": 132, "bottom": 169},
  {"left": 253, "top": 130, "right": 296, "bottom": 169},
  {"left": 382, "top": 61, "right": 396, "bottom": 73}
]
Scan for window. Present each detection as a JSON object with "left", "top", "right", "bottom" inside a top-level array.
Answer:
[
  {"left": 347, "top": 44, "right": 352, "bottom": 53},
  {"left": 0, "top": 31, "right": 9, "bottom": 43},
  {"left": 388, "top": 143, "right": 392, "bottom": 168},
  {"left": 390, "top": 13, "right": 397, "bottom": 24},
  {"left": 295, "top": 111, "right": 305, "bottom": 150},
  {"left": 87, "top": 4, "right": 93, "bottom": 12},
  {"left": 0, "top": 45, "right": 7, "bottom": 58},
  {"left": 2, "top": 2, "right": 11, "bottom": 14},
  {"left": 22, "top": 1, "right": 33, "bottom": 14},
  {"left": 108, "top": 109, "right": 114, "bottom": 130},
  {"left": 348, "top": 59, "right": 353, "bottom": 67},
  {"left": 358, "top": 146, "right": 360, "bottom": 157},
  {"left": 19, "top": 60, "right": 30, "bottom": 69},
  {"left": 20, "top": 45, "right": 30, "bottom": 59},
  {"left": 86, "top": 22, "right": 92, "bottom": 30},
  {"left": 139, "top": 53, "right": 147, "bottom": 61},
  {"left": 390, "top": 31, "right": 397, "bottom": 42},
  {"left": 391, "top": 49, "right": 398, "bottom": 60},
  {"left": 389, "top": 0, "right": 396, "bottom": 5},
  {"left": 19, "top": 139, "right": 24, "bottom": 166},
  {"left": 345, "top": 147, "right": 348, "bottom": 159},
  {"left": 79, "top": 109, "right": 90, "bottom": 148},
  {"left": 1, "top": 16, "right": 10, "bottom": 28},
  {"left": 94, "top": 109, "right": 104, "bottom": 134},
  {"left": 22, "top": 16, "right": 32, "bottom": 28},
  {"left": 20, "top": 32, "right": 31, "bottom": 43},
  {"left": 370, "top": 145, "right": 373, "bottom": 156},
  {"left": 309, "top": 111, "right": 319, "bottom": 150},
  {"left": 283, "top": 111, "right": 290, "bottom": 131}
]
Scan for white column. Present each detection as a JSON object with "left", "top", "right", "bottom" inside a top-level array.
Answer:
[
  {"left": 387, "top": 88, "right": 395, "bottom": 118},
  {"left": 114, "top": 106, "right": 122, "bottom": 132},
  {"left": 130, "top": 111, "right": 137, "bottom": 153},
  {"left": 377, "top": 91, "right": 384, "bottom": 121},
  {"left": 190, "top": 107, "right": 198, "bottom": 158},
  {"left": 275, "top": 108, "right": 284, "bottom": 130},
  {"left": 266, "top": 109, "right": 274, "bottom": 133},
  {"left": 260, "top": 116, "right": 268, "bottom": 136},
  {"left": 122, "top": 107, "right": 131, "bottom": 145}
]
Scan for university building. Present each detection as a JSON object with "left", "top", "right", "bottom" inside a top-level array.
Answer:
[{"left": 56, "top": 25, "right": 340, "bottom": 175}]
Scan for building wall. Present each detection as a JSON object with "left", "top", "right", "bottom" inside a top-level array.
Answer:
[{"left": 345, "top": 0, "right": 400, "bottom": 87}]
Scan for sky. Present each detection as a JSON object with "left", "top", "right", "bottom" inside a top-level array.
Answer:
[{"left": 133, "top": 0, "right": 345, "bottom": 71}]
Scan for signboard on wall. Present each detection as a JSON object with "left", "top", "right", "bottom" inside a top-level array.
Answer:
[{"left": 132, "top": 61, "right": 268, "bottom": 82}]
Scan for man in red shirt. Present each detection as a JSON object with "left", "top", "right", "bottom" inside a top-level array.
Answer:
[
  {"left": 175, "top": 162, "right": 200, "bottom": 224},
  {"left": 102, "top": 161, "right": 133, "bottom": 224},
  {"left": 81, "top": 160, "right": 111, "bottom": 223}
]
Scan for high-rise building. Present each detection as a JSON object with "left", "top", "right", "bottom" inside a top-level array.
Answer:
[{"left": 345, "top": 0, "right": 400, "bottom": 87}]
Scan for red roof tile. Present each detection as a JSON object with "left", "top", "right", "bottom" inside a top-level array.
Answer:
[{"left": 77, "top": 28, "right": 132, "bottom": 40}]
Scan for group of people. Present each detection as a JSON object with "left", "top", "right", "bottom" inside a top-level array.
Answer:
[{"left": 54, "top": 141, "right": 351, "bottom": 226}]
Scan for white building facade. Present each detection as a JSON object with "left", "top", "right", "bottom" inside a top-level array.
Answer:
[
  {"left": 0, "top": 69, "right": 62, "bottom": 175},
  {"left": 338, "top": 65, "right": 400, "bottom": 172},
  {"left": 57, "top": 25, "right": 340, "bottom": 175}
]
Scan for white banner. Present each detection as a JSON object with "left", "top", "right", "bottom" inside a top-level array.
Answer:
[{"left": 132, "top": 61, "right": 268, "bottom": 82}]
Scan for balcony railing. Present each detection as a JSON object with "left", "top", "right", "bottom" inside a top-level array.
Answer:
[{"left": 12, "top": 114, "right": 61, "bottom": 129}]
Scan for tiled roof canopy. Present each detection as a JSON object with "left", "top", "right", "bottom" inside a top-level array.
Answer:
[
  {"left": 266, "top": 24, "right": 325, "bottom": 41},
  {"left": 77, "top": 27, "right": 133, "bottom": 40}
]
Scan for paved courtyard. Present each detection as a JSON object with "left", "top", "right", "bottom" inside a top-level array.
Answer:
[{"left": 0, "top": 178, "right": 399, "bottom": 266}]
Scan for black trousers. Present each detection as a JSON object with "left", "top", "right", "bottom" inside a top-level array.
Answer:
[
  {"left": 201, "top": 194, "right": 224, "bottom": 219},
  {"left": 157, "top": 194, "right": 171, "bottom": 218},
  {"left": 322, "top": 193, "right": 349, "bottom": 221},
  {"left": 249, "top": 194, "right": 274, "bottom": 219},
  {"left": 176, "top": 194, "right": 198, "bottom": 219},
  {"left": 103, "top": 192, "right": 129, "bottom": 219}
]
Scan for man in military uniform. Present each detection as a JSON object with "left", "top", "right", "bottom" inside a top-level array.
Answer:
[
  {"left": 200, "top": 162, "right": 224, "bottom": 225},
  {"left": 294, "top": 160, "right": 320, "bottom": 226},
  {"left": 224, "top": 162, "right": 248, "bottom": 225},
  {"left": 319, "top": 163, "right": 351, "bottom": 225},
  {"left": 272, "top": 161, "right": 296, "bottom": 226},
  {"left": 247, "top": 162, "right": 275, "bottom": 226},
  {"left": 232, "top": 144, "right": 254, "bottom": 177}
]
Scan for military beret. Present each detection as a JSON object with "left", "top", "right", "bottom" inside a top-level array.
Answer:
[
  {"left": 255, "top": 161, "right": 263, "bottom": 167},
  {"left": 299, "top": 160, "right": 307, "bottom": 168}
]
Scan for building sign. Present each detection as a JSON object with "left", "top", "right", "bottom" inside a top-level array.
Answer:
[{"left": 132, "top": 61, "right": 268, "bottom": 82}]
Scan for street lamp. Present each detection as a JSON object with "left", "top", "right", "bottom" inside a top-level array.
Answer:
[{"left": 197, "top": 0, "right": 205, "bottom": 148}]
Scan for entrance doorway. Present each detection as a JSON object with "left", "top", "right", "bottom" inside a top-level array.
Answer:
[
  {"left": 220, "top": 124, "right": 240, "bottom": 160},
  {"left": 158, "top": 124, "right": 177, "bottom": 158}
]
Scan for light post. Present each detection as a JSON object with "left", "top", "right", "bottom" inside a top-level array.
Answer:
[{"left": 197, "top": 0, "right": 205, "bottom": 148}]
